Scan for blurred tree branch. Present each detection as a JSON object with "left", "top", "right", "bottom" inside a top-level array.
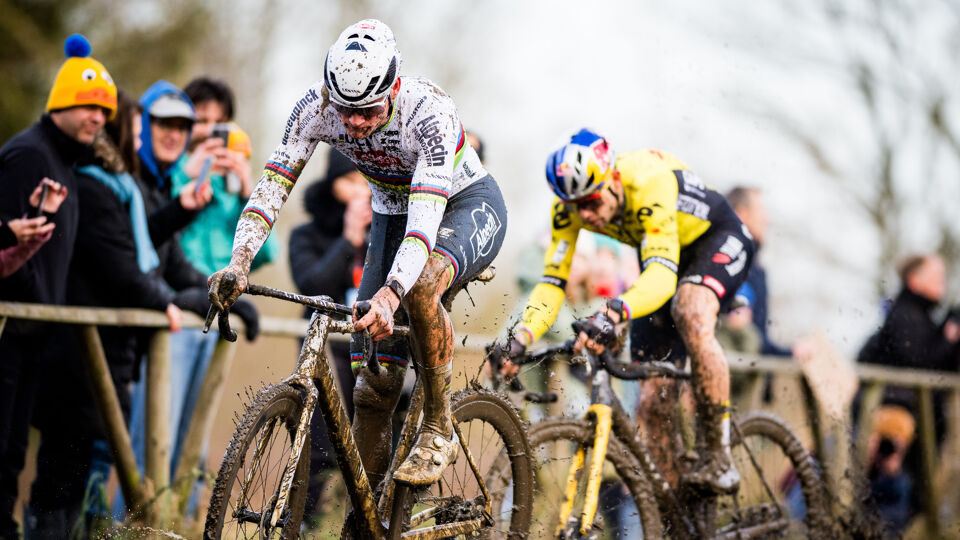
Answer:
[
  {"left": 736, "top": 0, "right": 960, "bottom": 299},
  {"left": 0, "top": 0, "right": 210, "bottom": 142}
]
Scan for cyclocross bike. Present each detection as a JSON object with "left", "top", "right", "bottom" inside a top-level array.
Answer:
[
  {"left": 497, "top": 325, "right": 833, "bottom": 539},
  {"left": 202, "top": 271, "right": 534, "bottom": 539}
]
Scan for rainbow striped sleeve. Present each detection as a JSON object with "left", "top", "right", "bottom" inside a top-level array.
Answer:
[
  {"left": 264, "top": 160, "right": 299, "bottom": 189},
  {"left": 409, "top": 183, "right": 450, "bottom": 205}
]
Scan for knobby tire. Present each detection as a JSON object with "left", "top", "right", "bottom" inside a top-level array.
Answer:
[
  {"left": 527, "top": 418, "right": 663, "bottom": 539},
  {"left": 721, "top": 411, "right": 832, "bottom": 539},
  {"left": 204, "top": 383, "right": 310, "bottom": 539}
]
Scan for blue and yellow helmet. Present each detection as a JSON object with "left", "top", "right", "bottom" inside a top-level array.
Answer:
[{"left": 545, "top": 128, "right": 615, "bottom": 202}]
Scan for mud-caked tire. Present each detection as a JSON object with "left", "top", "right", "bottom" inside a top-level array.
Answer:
[{"left": 204, "top": 383, "right": 310, "bottom": 539}]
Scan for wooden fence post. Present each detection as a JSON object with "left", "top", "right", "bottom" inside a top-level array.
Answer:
[
  {"left": 174, "top": 337, "right": 237, "bottom": 511},
  {"left": 916, "top": 386, "right": 940, "bottom": 538},
  {"left": 146, "top": 330, "right": 175, "bottom": 525},
  {"left": 79, "top": 325, "right": 146, "bottom": 516},
  {"left": 855, "top": 381, "right": 884, "bottom": 469},
  {"left": 801, "top": 374, "right": 827, "bottom": 462},
  {"left": 938, "top": 388, "right": 960, "bottom": 523}
]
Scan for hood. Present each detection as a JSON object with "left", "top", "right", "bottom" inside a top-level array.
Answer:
[
  {"left": 138, "top": 80, "right": 194, "bottom": 188},
  {"left": 303, "top": 176, "right": 346, "bottom": 235},
  {"left": 303, "top": 149, "right": 357, "bottom": 234}
]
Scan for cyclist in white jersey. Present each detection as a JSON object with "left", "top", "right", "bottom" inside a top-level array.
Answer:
[{"left": 208, "top": 19, "right": 507, "bottom": 487}]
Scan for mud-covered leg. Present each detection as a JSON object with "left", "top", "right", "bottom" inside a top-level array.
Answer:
[
  {"left": 351, "top": 348, "right": 406, "bottom": 492},
  {"left": 393, "top": 254, "right": 458, "bottom": 486},
  {"left": 637, "top": 378, "right": 684, "bottom": 488},
  {"left": 671, "top": 283, "right": 739, "bottom": 494}
]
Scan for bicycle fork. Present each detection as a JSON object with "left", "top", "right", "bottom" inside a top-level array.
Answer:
[{"left": 556, "top": 403, "right": 613, "bottom": 538}]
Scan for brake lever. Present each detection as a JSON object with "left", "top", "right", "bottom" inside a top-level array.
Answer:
[
  {"left": 355, "top": 300, "right": 379, "bottom": 375},
  {"left": 202, "top": 305, "right": 217, "bottom": 334},
  {"left": 218, "top": 307, "right": 238, "bottom": 342},
  {"left": 208, "top": 272, "right": 239, "bottom": 342}
]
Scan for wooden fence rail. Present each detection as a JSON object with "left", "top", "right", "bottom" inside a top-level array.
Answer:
[{"left": 1, "top": 301, "right": 958, "bottom": 536}]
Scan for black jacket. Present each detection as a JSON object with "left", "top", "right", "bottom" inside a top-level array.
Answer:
[
  {"left": 140, "top": 163, "right": 198, "bottom": 247},
  {"left": 0, "top": 115, "right": 86, "bottom": 308},
  {"left": 858, "top": 289, "right": 958, "bottom": 408},
  {"left": 290, "top": 178, "right": 366, "bottom": 362},
  {"left": 860, "top": 289, "right": 955, "bottom": 371},
  {"left": 67, "top": 161, "right": 207, "bottom": 381},
  {"left": 289, "top": 179, "right": 365, "bottom": 305},
  {"left": 69, "top": 173, "right": 175, "bottom": 313}
]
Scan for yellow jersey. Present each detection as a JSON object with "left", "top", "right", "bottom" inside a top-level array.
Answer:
[{"left": 516, "top": 149, "right": 740, "bottom": 343}]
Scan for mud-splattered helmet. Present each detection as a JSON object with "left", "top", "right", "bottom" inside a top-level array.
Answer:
[{"left": 324, "top": 19, "right": 402, "bottom": 108}]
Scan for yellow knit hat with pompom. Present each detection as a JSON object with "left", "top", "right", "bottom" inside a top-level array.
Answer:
[{"left": 45, "top": 34, "right": 117, "bottom": 119}]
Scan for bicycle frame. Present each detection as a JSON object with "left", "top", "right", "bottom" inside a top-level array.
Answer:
[
  {"left": 553, "top": 355, "right": 698, "bottom": 537},
  {"left": 232, "top": 284, "right": 492, "bottom": 539}
]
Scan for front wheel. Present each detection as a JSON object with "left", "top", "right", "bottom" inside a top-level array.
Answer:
[
  {"left": 389, "top": 388, "right": 535, "bottom": 539},
  {"left": 204, "top": 383, "right": 311, "bottom": 539},
  {"left": 527, "top": 418, "right": 663, "bottom": 539}
]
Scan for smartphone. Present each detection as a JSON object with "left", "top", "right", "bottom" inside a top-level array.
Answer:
[
  {"left": 34, "top": 182, "right": 49, "bottom": 218},
  {"left": 211, "top": 123, "right": 231, "bottom": 146}
]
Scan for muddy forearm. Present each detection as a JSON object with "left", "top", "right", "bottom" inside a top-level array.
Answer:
[{"left": 230, "top": 170, "right": 292, "bottom": 274}]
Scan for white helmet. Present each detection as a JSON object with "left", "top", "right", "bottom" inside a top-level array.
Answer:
[{"left": 324, "top": 19, "right": 402, "bottom": 108}]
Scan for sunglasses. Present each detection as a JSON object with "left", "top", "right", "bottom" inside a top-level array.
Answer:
[
  {"left": 575, "top": 195, "right": 604, "bottom": 213},
  {"left": 332, "top": 97, "right": 390, "bottom": 120}
]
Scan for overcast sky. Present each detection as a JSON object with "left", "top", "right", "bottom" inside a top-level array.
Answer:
[{"left": 237, "top": 0, "right": 959, "bottom": 356}]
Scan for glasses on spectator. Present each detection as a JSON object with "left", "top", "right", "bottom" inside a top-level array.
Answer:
[
  {"left": 152, "top": 117, "right": 193, "bottom": 132},
  {"left": 332, "top": 97, "right": 390, "bottom": 120}
]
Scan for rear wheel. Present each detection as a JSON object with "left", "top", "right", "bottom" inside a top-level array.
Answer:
[
  {"left": 389, "top": 388, "right": 534, "bottom": 539},
  {"left": 714, "top": 411, "right": 832, "bottom": 539},
  {"left": 204, "top": 384, "right": 310, "bottom": 539},
  {"left": 527, "top": 418, "right": 662, "bottom": 539}
]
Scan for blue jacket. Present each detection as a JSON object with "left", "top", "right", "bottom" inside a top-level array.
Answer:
[
  {"left": 746, "top": 262, "right": 792, "bottom": 357},
  {"left": 138, "top": 80, "right": 193, "bottom": 191}
]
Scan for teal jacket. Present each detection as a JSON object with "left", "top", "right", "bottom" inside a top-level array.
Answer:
[{"left": 170, "top": 155, "right": 276, "bottom": 275}]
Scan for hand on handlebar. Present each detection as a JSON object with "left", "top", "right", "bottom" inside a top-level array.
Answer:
[
  {"left": 486, "top": 337, "right": 526, "bottom": 378},
  {"left": 353, "top": 285, "right": 400, "bottom": 341},
  {"left": 208, "top": 263, "right": 248, "bottom": 310},
  {"left": 573, "top": 310, "right": 619, "bottom": 356}
]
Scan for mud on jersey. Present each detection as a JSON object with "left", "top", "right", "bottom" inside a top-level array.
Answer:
[
  {"left": 234, "top": 77, "right": 487, "bottom": 293},
  {"left": 517, "top": 149, "right": 742, "bottom": 343}
]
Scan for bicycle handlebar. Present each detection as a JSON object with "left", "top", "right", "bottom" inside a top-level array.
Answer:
[
  {"left": 202, "top": 282, "right": 409, "bottom": 362},
  {"left": 494, "top": 333, "right": 690, "bottom": 397}
]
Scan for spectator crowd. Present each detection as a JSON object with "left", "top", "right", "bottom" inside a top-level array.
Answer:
[{"left": 1, "top": 33, "right": 958, "bottom": 539}]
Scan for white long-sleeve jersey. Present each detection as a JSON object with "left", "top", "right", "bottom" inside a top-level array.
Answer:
[{"left": 234, "top": 77, "right": 486, "bottom": 293}]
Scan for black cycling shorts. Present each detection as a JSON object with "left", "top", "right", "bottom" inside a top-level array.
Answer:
[
  {"left": 349, "top": 174, "right": 507, "bottom": 369},
  {"left": 629, "top": 223, "right": 756, "bottom": 365}
]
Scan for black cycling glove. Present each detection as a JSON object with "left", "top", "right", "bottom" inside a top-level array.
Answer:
[
  {"left": 486, "top": 337, "right": 526, "bottom": 369},
  {"left": 173, "top": 286, "right": 212, "bottom": 317},
  {"left": 579, "top": 311, "right": 618, "bottom": 347},
  {"left": 230, "top": 297, "right": 261, "bottom": 341}
]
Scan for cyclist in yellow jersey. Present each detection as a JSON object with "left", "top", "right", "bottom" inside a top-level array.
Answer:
[{"left": 490, "top": 128, "right": 755, "bottom": 494}]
